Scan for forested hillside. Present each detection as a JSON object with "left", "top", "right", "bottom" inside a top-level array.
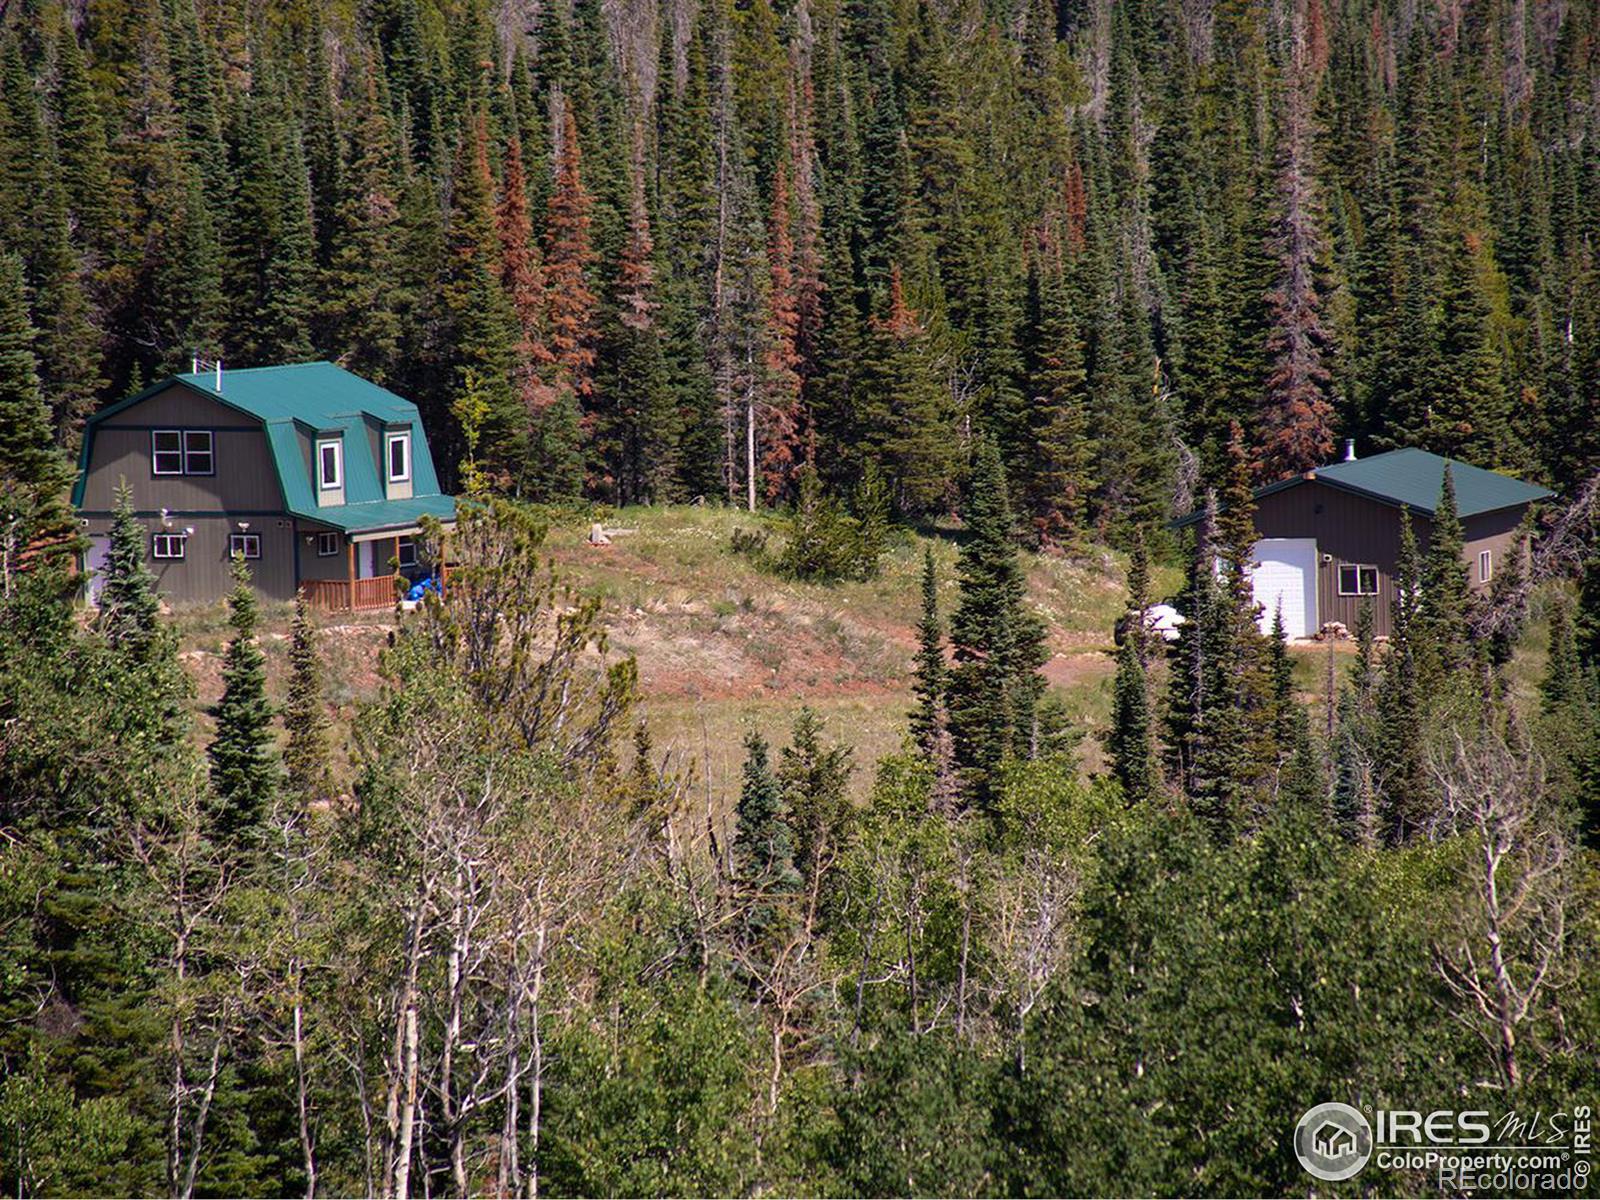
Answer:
[
  {"left": 2, "top": 0, "right": 1597, "bottom": 528},
  {"left": 3, "top": 0, "right": 1600, "bottom": 1197}
]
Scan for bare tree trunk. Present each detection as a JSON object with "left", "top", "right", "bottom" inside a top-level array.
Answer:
[
  {"left": 394, "top": 1003, "right": 420, "bottom": 1200},
  {"left": 387, "top": 902, "right": 426, "bottom": 1200},
  {"left": 745, "top": 364, "right": 757, "bottom": 512},
  {"left": 179, "top": 1039, "right": 224, "bottom": 1200},
  {"left": 168, "top": 1004, "right": 186, "bottom": 1199},
  {"left": 525, "top": 923, "right": 546, "bottom": 1200},
  {"left": 292, "top": 978, "right": 317, "bottom": 1198}
]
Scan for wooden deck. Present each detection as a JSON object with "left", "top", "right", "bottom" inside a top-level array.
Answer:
[{"left": 302, "top": 574, "right": 401, "bottom": 612}]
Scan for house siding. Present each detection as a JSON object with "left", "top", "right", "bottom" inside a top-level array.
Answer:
[
  {"left": 83, "top": 514, "right": 299, "bottom": 604},
  {"left": 295, "top": 524, "right": 352, "bottom": 583},
  {"left": 78, "top": 385, "right": 284, "bottom": 514},
  {"left": 1251, "top": 480, "right": 1528, "bottom": 638}
]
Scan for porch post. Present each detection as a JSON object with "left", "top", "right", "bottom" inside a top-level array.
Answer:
[{"left": 346, "top": 537, "right": 356, "bottom": 612}]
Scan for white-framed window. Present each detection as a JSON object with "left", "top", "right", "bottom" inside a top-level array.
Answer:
[
  {"left": 229, "top": 533, "right": 261, "bottom": 560},
  {"left": 317, "top": 438, "right": 343, "bottom": 490},
  {"left": 183, "top": 430, "right": 214, "bottom": 475},
  {"left": 152, "top": 430, "right": 184, "bottom": 474},
  {"left": 316, "top": 531, "right": 340, "bottom": 557},
  {"left": 386, "top": 431, "right": 412, "bottom": 483},
  {"left": 1479, "top": 549, "right": 1492, "bottom": 583},
  {"left": 397, "top": 537, "right": 417, "bottom": 568},
  {"left": 1337, "top": 563, "right": 1380, "bottom": 596},
  {"left": 151, "top": 532, "right": 187, "bottom": 559}
]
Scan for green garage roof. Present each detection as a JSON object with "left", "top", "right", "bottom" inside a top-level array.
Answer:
[
  {"left": 73, "top": 361, "right": 455, "bottom": 533},
  {"left": 1306, "top": 448, "right": 1553, "bottom": 517},
  {"left": 1175, "top": 448, "right": 1552, "bottom": 527}
]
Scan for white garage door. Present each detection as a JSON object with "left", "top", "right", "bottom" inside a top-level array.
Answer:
[{"left": 1247, "top": 538, "right": 1318, "bottom": 639}]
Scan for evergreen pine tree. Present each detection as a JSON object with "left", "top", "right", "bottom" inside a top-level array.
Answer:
[
  {"left": 1108, "top": 531, "right": 1159, "bottom": 805},
  {"left": 208, "top": 555, "right": 276, "bottom": 840},
  {"left": 282, "top": 590, "right": 334, "bottom": 806},
  {"left": 909, "top": 547, "right": 945, "bottom": 755},
  {"left": 778, "top": 707, "right": 853, "bottom": 884},
  {"left": 1266, "top": 606, "right": 1321, "bottom": 808},
  {"left": 322, "top": 57, "right": 407, "bottom": 384},
  {"left": 946, "top": 438, "right": 1047, "bottom": 809},
  {"left": 540, "top": 101, "right": 599, "bottom": 500},
  {"left": 96, "top": 480, "right": 161, "bottom": 659},
  {"left": 1377, "top": 508, "right": 1430, "bottom": 843},
  {"left": 1331, "top": 599, "right": 1380, "bottom": 845},
  {"left": 441, "top": 114, "right": 520, "bottom": 482},
  {"left": 732, "top": 730, "right": 801, "bottom": 944},
  {"left": 1024, "top": 264, "right": 1095, "bottom": 549},
  {"left": 1420, "top": 465, "right": 1472, "bottom": 682},
  {"left": 0, "top": 253, "right": 75, "bottom": 573}
]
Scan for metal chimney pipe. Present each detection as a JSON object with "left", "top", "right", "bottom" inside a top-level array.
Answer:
[{"left": 1343, "top": 438, "right": 1356, "bottom": 461}]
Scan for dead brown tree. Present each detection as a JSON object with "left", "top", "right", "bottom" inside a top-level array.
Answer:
[{"left": 1429, "top": 729, "right": 1571, "bottom": 1090}]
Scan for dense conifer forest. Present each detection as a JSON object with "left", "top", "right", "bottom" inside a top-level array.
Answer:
[{"left": 2, "top": 0, "right": 1600, "bottom": 1195}]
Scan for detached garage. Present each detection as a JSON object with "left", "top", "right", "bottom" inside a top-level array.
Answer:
[{"left": 1175, "top": 447, "right": 1552, "bottom": 639}]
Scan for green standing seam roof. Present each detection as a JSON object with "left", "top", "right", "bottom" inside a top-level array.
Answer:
[
  {"left": 1173, "top": 447, "right": 1553, "bottom": 528},
  {"left": 72, "top": 361, "right": 457, "bottom": 533}
]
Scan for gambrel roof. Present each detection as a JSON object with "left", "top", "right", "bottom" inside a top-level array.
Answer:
[{"left": 72, "top": 362, "right": 456, "bottom": 534}]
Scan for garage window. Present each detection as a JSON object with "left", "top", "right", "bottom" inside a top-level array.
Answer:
[
  {"left": 1337, "top": 564, "right": 1379, "bottom": 596},
  {"left": 228, "top": 533, "right": 261, "bottom": 560}
]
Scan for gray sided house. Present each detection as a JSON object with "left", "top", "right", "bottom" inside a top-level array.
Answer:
[
  {"left": 73, "top": 362, "right": 456, "bottom": 609},
  {"left": 1176, "top": 448, "right": 1552, "bottom": 639}
]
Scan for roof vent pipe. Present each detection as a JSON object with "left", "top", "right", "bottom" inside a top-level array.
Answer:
[{"left": 1343, "top": 438, "right": 1357, "bottom": 462}]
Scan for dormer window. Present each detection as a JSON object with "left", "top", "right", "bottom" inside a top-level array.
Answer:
[
  {"left": 317, "top": 437, "right": 343, "bottom": 491},
  {"left": 386, "top": 430, "right": 411, "bottom": 483}
]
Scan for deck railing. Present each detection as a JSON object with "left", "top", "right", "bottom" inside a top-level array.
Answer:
[{"left": 302, "top": 574, "right": 400, "bottom": 613}]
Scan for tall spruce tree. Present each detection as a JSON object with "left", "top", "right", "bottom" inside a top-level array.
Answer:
[
  {"left": 1420, "top": 465, "right": 1472, "bottom": 683},
  {"left": 946, "top": 437, "right": 1047, "bottom": 809},
  {"left": 0, "top": 253, "right": 75, "bottom": 574},
  {"left": 208, "top": 555, "right": 276, "bottom": 840},
  {"left": 732, "top": 730, "right": 801, "bottom": 944},
  {"left": 1108, "top": 531, "right": 1159, "bottom": 805},
  {"left": 909, "top": 546, "right": 946, "bottom": 755},
  {"left": 1377, "top": 508, "right": 1430, "bottom": 843},
  {"left": 96, "top": 480, "right": 161, "bottom": 659},
  {"left": 282, "top": 590, "right": 334, "bottom": 806}
]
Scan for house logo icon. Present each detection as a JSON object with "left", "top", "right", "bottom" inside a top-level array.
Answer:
[{"left": 1294, "top": 1102, "right": 1373, "bottom": 1181}]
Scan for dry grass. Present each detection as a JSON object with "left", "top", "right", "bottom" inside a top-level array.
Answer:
[{"left": 167, "top": 504, "right": 1184, "bottom": 807}]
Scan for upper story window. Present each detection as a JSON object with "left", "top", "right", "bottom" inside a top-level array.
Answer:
[
  {"left": 386, "top": 431, "right": 412, "bottom": 483},
  {"left": 152, "top": 430, "right": 214, "bottom": 476},
  {"left": 317, "top": 437, "right": 343, "bottom": 491}
]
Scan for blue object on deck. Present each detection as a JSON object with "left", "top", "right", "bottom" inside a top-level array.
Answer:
[{"left": 405, "top": 576, "right": 443, "bottom": 602}]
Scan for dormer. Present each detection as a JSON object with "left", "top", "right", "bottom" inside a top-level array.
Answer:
[
  {"left": 383, "top": 425, "right": 413, "bottom": 500},
  {"left": 315, "top": 431, "right": 345, "bottom": 506}
]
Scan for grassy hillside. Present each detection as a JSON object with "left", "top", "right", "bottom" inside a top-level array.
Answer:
[
  {"left": 174, "top": 503, "right": 1567, "bottom": 810},
  {"left": 174, "top": 504, "right": 1176, "bottom": 803}
]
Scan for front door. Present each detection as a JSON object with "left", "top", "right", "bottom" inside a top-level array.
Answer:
[{"left": 1248, "top": 538, "right": 1318, "bottom": 639}]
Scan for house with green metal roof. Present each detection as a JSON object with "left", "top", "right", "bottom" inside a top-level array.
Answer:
[
  {"left": 1173, "top": 444, "right": 1552, "bottom": 640},
  {"left": 72, "top": 361, "right": 457, "bottom": 609}
]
